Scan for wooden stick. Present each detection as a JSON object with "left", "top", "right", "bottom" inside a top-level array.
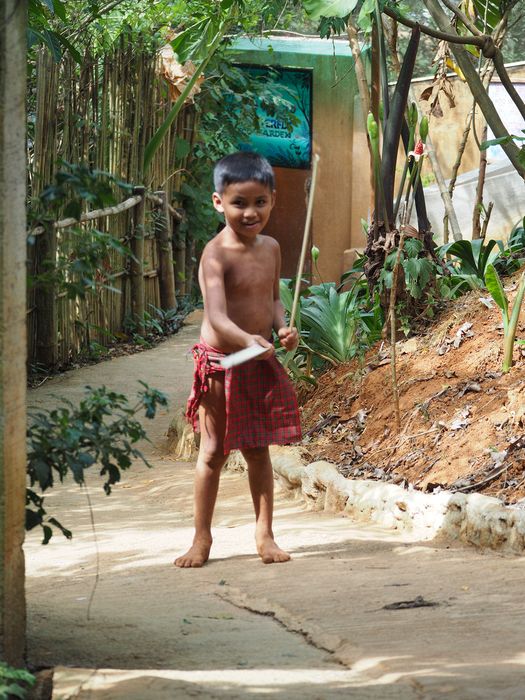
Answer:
[{"left": 289, "top": 153, "right": 320, "bottom": 330}]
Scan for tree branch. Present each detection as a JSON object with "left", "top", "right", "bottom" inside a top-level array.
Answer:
[{"left": 440, "top": 0, "right": 482, "bottom": 36}]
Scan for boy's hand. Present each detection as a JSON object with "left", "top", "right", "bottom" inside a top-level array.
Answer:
[
  {"left": 250, "top": 335, "right": 274, "bottom": 360},
  {"left": 277, "top": 326, "right": 299, "bottom": 352}
]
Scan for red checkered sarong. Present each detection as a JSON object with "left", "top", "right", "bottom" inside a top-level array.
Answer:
[{"left": 186, "top": 340, "right": 302, "bottom": 454}]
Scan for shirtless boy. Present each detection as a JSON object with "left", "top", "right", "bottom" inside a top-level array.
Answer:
[{"left": 175, "top": 151, "right": 302, "bottom": 568}]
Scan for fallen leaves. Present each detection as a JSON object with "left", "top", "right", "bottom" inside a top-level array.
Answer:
[{"left": 438, "top": 322, "right": 475, "bottom": 355}]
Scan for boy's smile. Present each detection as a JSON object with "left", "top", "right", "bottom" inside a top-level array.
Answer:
[{"left": 212, "top": 180, "right": 275, "bottom": 240}]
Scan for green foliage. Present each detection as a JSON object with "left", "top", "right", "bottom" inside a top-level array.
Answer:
[
  {"left": 28, "top": 0, "right": 82, "bottom": 62},
  {"left": 379, "top": 238, "right": 441, "bottom": 301},
  {"left": 26, "top": 383, "right": 168, "bottom": 543},
  {"left": 439, "top": 238, "right": 504, "bottom": 286},
  {"left": 303, "top": 0, "right": 357, "bottom": 20},
  {"left": 36, "top": 162, "right": 132, "bottom": 222},
  {"left": 124, "top": 304, "right": 185, "bottom": 341},
  {"left": 280, "top": 273, "right": 382, "bottom": 369},
  {"left": 29, "top": 163, "right": 134, "bottom": 300},
  {"left": 485, "top": 264, "right": 525, "bottom": 373},
  {"left": 0, "top": 664, "right": 35, "bottom": 700}
]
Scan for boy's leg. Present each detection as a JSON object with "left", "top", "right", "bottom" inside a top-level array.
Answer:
[
  {"left": 175, "top": 374, "right": 228, "bottom": 568},
  {"left": 242, "top": 447, "right": 291, "bottom": 564}
]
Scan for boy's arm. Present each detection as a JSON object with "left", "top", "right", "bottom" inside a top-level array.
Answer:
[
  {"left": 272, "top": 241, "right": 299, "bottom": 352},
  {"left": 202, "top": 248, "right": 272, "bottom": 352}
]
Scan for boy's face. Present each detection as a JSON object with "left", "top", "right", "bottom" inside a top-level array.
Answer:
[{"left": 212, "top": 180, "right": 275, "bottom": 240}]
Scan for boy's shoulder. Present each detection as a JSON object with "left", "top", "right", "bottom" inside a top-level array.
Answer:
[{"left": 203, "top": 232, "right": 279, "bottom": 255}]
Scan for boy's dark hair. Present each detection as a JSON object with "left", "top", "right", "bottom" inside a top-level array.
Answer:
[{"left": 213, "top": 151, "right": 275, "bottom": 193}]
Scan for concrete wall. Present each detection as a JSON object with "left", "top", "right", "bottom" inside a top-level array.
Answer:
[
  {"left": 0, "top": 0, "right": 27, "bottom": 666},
  {"left": 232, "top": 37, "right": 368, "bottom": 283}
]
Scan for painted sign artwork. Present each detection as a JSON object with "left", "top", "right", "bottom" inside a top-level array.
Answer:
[{"left": 236, "top": 65, "right": 312, "bottom": 169}]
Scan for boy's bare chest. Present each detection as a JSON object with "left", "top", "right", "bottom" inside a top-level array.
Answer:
[{"left": 224, "top": 249, "right": 274, "bottom": 293}]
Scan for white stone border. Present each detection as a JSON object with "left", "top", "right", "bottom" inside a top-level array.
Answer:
[
  {"left": 169, "top": 410, "right": 525, "bottom": 554},
  {"left": 269, "top": 447, "right": 525, "bottom": 554}
]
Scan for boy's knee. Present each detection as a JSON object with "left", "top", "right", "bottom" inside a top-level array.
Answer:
[{"left": 201, "top": 447, "right": 229, "bottom": 469}]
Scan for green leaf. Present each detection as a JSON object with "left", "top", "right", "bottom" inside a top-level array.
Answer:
[
  {"left": 445, "top": 240, "right": 480, "bottom": 277},
  {"left": 480, "top": 136, "right": 511, "bottom": 150},
  {"left": 303, "top": 0, "right": 358, "bottom": 20},
  {"left": 357, "top": 0, "right": 375, "bottom": 33},
  {"left": 484, "top": 263, "right": 508, "bottom": 319},
  {"left": 403, "top": 237, "right": 423, "bottom": 258}
]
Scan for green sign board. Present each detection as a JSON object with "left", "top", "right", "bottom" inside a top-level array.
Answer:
[{"left": 236, "top": 65, "right": 312, "bottom": 169}]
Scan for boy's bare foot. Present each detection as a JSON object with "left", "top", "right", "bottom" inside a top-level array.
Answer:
[
  {"left": 174, "top": 538, "right": 212, "bottom": 568},
  {"left": 256, "top": 535, "right": 291, "bottom": 564}
]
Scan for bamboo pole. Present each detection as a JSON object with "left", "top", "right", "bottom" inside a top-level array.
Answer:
[
  {"left": 130, "top": 187, "right": 146, "bottom": 334},
  {"left": 154, "top": 191, "right": 177, "bottom": 311},
  {"left": 289, "top": 154, "right": 320, "bottom": 330},
  {"left": 35, "top": 222, "right": 58, "bottom": 367},
  {"left": 173, "top": 218, "right": 186, "bottom": 297},
  {"left": 185, "top": 234, "right": 196, "bottom": 297},
  {"left": 30, "top": 194, "right": 142, "bottom": 236}
]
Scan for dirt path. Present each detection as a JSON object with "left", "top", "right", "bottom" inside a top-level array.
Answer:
[{"left": 25, "top": 316, "right": 525, "bottom": 699}]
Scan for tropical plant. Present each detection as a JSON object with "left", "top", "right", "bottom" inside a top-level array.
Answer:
[
  {"left": 484, "top": 264, "right": 525, "bottom": 373},
  {"left": 439, "top": 238, "right": 504, "bottom": 288},
  {"left": 124, "top": 304, "right": 185, "bottom": 341},
  {"left": 0, "top": 663, "right": 35, "bottom": 700},
  {"left": 26, "top": 382, "right": 168, "bottom": 543},
  {"left": 280, "top": 275, "right": 382, "bottom": 369}
]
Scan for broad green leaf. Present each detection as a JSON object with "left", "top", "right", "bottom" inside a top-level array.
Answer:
[
  {"left": 445, "top": 240, "right": 480, "bottom": 277},
  {"left": 52, "top": 0, "right": 67, "bottom": 21},
  {"left": 303, "top": 0, "right": 358, "bottom": 20},
  {"left": 357, "top": 0, "right": 375, "bottom": 33},
  {"left": 484, "top": 263, "right": 508, "bottom": 319},
  {"left": 472, "top": 0, "right": 501, "bottom": 31}
]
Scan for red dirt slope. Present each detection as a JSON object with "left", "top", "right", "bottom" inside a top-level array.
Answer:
[{"left": 299, "top": 275, "right": 525, "bottom": 504}]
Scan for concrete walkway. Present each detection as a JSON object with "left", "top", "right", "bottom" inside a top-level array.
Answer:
[{"left": 25, "top": 316, "right": 525, "bottom": 699}]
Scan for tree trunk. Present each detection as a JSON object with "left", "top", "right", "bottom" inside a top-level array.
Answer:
[{"left": 0, "top": 0, "right": 27, "bottom": 666}]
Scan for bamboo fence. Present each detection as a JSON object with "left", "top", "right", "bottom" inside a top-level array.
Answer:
[{"left": 28, "top": 40, "right": 198, "bottom": 369}]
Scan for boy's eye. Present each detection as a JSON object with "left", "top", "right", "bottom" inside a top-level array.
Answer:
[{"left": 257, "top": 199, "right": 267, "bottom": 206}]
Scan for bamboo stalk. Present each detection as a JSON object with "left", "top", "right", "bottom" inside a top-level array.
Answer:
[
  {"left": 30, "top": 194, "right": 142, "bottom": 236},
  {"left": 173, "top": 218, "right": 186, "bottom": 297},
  {"left": 130, "top": 187, "right": 146, "bottom": 334},
  {"left": 35, "top": 223, "right": 58, "bottom": 367},
  {"left": 290, "top": 154, "right": 320, "bottom": 330},
  {"left": 154, "top": 191, "right": 177, "bottom": 311}
]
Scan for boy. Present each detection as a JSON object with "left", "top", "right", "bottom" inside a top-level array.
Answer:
[{"left": 175, "top": 151, "right": 301, "bottom": 568}]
